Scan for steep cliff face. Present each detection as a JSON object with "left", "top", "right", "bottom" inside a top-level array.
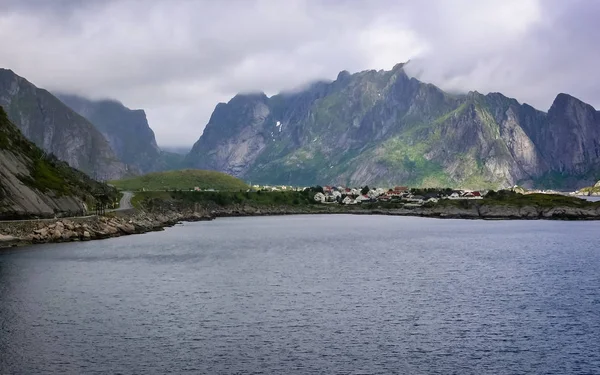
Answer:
[
  {"left": 56, "top": 94, "right": 177, "bottom": 173},
  {"left": 0, "top": 106, "right": 115, "bottom": 219},
  {"left": 0, "top": 69, "right": 129, "bottom": 180},
  {"left": 186, "top": 93, "right": 272, "bottom": 177},
  {"left": 187, "top": 63, "right": 578, "bottom": 188},
  {"left": 518, "top": 93, "right": 600, "bottom": 186}
]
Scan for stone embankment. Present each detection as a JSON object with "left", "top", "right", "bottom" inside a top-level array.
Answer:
[
  {"left": 3, "top": 202, "right": 600, "bottom": 249},
  {"left": 365, "top": 204, "right": 600, "bottom": 220},
  {"left": 0, "top": 210, "right": 212, "bottom": 249},
  {"left": 0, "top": 205, "right": 329, "bottom": 249}
]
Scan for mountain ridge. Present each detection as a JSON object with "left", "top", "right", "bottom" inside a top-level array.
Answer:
[{"left": 185, "top": 64, "right": 600, "bottom": 189}]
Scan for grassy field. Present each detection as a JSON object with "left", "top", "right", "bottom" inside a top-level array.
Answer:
[
  {"left": 110, "top": 169, "right": 249, "bottom": 192},
  {"left": 132, "top": 190, "right": 319, "bottom": 209},
  {"left": 436, "top": 191, "right": 598, "bottom": 209},
  {"left": 129, "top": 188, "right": 599, "bottom": 212}
]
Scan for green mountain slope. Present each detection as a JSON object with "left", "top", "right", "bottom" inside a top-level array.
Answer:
[
  {"left": 110, "top": 169, "right": 248, "bottom": 191},
  {"left": 0, "top": 106, "right": 117, "bottom": 219}
]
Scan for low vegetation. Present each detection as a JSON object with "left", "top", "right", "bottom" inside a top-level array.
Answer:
[
  {"left": 436, "top": 190, "right": 599, "bottom": 209},
  {"left": 132, "top": 190, "right": 320, "bottom": 210},
  {"left": 130, "top": 188, "right": 599, "bottom": 214},
  {"left": 110, "top": 169, "right": 249, "bottom": 192}
]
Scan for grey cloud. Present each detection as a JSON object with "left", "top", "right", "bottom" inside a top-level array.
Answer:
[{"left": 1, "top": 0, "right": 599, "bottom": 146}]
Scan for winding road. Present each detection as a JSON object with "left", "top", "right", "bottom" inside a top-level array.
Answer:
[
  {"left": 110, "top": 191, "right": 134, "bottom": 211},
  {"left": 0, "top": 191, "right": 135, "bottom": 224}
]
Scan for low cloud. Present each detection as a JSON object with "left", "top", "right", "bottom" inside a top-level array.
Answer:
[{"left": 1, "top": 0, "right": 598, "bottom": 146}]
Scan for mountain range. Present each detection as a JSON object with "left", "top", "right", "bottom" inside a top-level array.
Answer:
[
  {"left": 1, "top": 64, "right": 599, "bottom": 190},
  {"left": 185, "top": 63, "right": 600, "bottom": 189},
  {"left": 0, "top": 69, "right": 183, "bottom": 180}
]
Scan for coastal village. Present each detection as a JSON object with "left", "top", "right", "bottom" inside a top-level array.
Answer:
[
  {"left": 240, "top": 183, "right": 589, "bottom": 207},
  {"left": 246, "top": 184, "right": 485, "bottom": 207},
  {"left": 310, "top": 186, "right": 483, "bottom": 206}
]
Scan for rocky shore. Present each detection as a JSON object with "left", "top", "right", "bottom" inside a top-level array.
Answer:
[
  {"left": 0, "top": 205, "right": 330, "bottom": 249},
  {"left": 2, "top": 202, "right": 600, "bottom": 249}
]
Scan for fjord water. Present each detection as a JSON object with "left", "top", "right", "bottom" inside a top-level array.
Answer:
[{"left": 1, "top": 216, "right": 599, "bottom": 374}]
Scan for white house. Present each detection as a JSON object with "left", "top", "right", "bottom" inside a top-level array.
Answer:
[
  {"left": 314, "top": 192, "right": 326, "bottom": 203},
  {"left": 367, "top": 189, "right": 379, "bottom": 198},
  {"left": 355, "top": 195, "right": 372, "bottom": 203},
  {"left": 342, "top": 196, "right": 356, "bottom": 205}
]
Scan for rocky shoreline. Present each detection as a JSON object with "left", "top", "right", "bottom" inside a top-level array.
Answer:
[{"left": 2, "top": 202, "right": 600, "bottom": 249}]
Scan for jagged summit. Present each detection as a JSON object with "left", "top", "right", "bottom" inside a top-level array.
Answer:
[{"left": 185, "top": 62, "right": 600, "bottom": 189}]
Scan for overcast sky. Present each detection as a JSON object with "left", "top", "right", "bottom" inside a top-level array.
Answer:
[{"left": 1, "top": 0, "right": 599, "bottom": 147}]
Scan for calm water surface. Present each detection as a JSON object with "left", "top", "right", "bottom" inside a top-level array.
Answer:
[{"left": 1, "top": 215, "right": 599, "bottom": 374}]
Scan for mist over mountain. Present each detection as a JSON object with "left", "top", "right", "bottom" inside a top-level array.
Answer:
[
  {"left": 185, "top": 63, "right": 600, "bottom": 189},
  {"left": 56, "top": 94, "right": 183, "bottom": 173},
  {"left": 0, "top": 69, "right": 129, "bottom": 180}
]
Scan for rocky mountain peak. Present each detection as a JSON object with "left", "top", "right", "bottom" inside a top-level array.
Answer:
[
  {"left": 336, "top": 70, "right": 351, "bottom": 81},
  {"left": 184, "top": 61, "right": 600, "bottom": 189},
  {"left": 548, "top": 92, "right": 597, "bottom": 119}
]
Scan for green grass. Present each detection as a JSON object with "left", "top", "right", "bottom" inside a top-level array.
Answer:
[
  {"left": 133, "top": 190, "right": 319, "bottom": 209},
  {"left": 131, "top": 191, "right": 171, "bottom": 208},
  {"left": 437, "top": 191, "right": 598, "bottom": 209},
  {"left": 110, "top": 169, "right": 249, "bottom": 191},
  {"left": 377, "top": 136, "right": 452, "bottom": 187},
  {"left": 487, "top": 192, "right": 598, "bottom": 208},
  {"left": 29, "top": 158, "right": 69, "bottom": 193}
]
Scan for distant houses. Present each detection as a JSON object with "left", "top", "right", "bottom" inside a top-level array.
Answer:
[
  {"left": 309, "top": 185, "right": 486, "bottom": 206},
  {"left": 194, "top": 181, "right": 487, "bottom": 207}
]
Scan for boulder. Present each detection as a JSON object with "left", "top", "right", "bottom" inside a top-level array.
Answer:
[
  {"left": 104, "top": 225, "right": 119, "bottom": 235},
  {"left": 52, "top": 229, "right": 63, "bottom": 240},
  {"left": 82, "top": 231, "right": 91, "bottom": 240},
  {"left": 0, "top": 234, "right": 16, "bottom": 242},
  {"left": 117, "top": 223, "right": 136, "bottom": 234},
  {"left": 62, "top": 230, "right": 77, "bottom": 240},
  {"left": 34, "top": 227, "right": 49, "bottom": 237}
]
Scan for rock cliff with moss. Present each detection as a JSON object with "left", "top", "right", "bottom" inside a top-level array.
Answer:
[
  {"left": 0, "top": 106, "right": 116, "bottom": 220},
  {"left": 0, "top": 69, "right": 130, "bottom": 180},
  {"left": 185, "top": 63, "right": 600, "bottom": 189}
]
